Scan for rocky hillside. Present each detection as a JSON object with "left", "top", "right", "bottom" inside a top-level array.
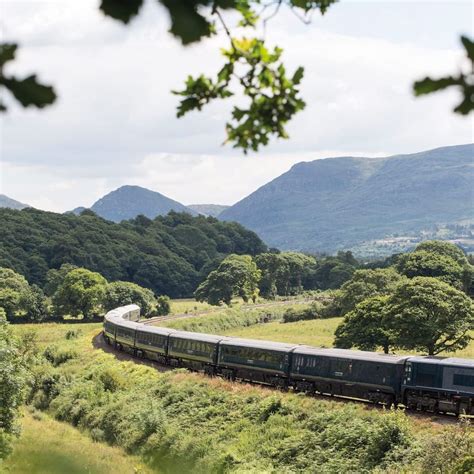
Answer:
[
  {"left": 0, "top": 194, "right": 30, "bottom": 210},
  {"left": 220, "top": 144, "right": 474, "bottom": 253}
]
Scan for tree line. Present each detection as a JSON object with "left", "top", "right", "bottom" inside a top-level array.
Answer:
[
  {"left": 333, "top": 240, "right": 474, "bottom": 355},
  {"left": 0, "top": 208, "right": 266, "bottom": 298},
  {"left": 0, "top": 265, "right": 170, "bottom": 322}
]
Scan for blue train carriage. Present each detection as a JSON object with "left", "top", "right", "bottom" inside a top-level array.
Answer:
[
  {"left": 167, "top": 331, "right": 226, "bottom": 375},
  {"left": 403, "top": 357, "right": 474, "bottom": 415},
  {"left": 135, "top": 326, "right": 176, "bottom": 364},
  {"left": 290, "top": 347, "right": 409, "bottom": 405},
  {"left": 217, "top": 338, "right": 299, "bottom": 387}
]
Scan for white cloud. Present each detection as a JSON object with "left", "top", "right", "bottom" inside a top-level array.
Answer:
[{"left": 0, "top": 0, "right": 472, "bottom": 212}]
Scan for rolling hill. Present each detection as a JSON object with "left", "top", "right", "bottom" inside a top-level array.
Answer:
[
  {"left": 0, "top": 194, "right": 30, "bottom": 210},
  {"left": 220, "top": 144, "right": 474, "bottom": 253},
  {"left": 73, "top": 185, "right": 197, "bottom": 222}
]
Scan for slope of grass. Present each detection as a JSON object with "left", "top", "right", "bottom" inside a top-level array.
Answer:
[{"left": 2, "top": 409, "right": 151, "bottom": 474}]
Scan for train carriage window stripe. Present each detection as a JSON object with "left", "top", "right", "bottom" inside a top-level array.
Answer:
[{"left": 453, "top": 374, "right": 474, "bottom": 387}]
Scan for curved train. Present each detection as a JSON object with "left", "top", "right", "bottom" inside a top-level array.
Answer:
[{"left": 103, "top": 305, "right": 474, "bottom": 416}]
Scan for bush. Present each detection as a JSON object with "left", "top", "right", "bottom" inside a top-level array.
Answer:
[
  {"left": 282, "top": 302, "right": 324, "bottom": 323},
  {"left": 43, "top": 345, "right": 77, "bottom": 367},
  {"left": 65, "top": 329, "right": 81, "bottom": 340}
]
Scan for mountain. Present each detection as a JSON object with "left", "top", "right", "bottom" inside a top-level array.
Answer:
[
  {"left": 0, "top": 194, "right": 30, "bottom": 210},
  {"left": 74, "top": 185, "right": 197, "bottom": 222},
  {"left": 187, "top": 204, "right": 230, "bottom": 217},
  {"left": 220, "top": 144, "right": 474, "bottom": 253}
]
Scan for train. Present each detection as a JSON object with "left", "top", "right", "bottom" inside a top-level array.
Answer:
[{"left": 103, "top": 304, "right": 474, "bottom": 416}]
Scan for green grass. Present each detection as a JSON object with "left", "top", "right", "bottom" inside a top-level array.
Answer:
[
  {"left": 8, "top": 321, "right": 473, "bottom": 473},
  {"left": 2, "top": 409, "right": 151, "bottom": 474}
]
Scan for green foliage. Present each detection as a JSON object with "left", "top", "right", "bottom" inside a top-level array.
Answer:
[
  {"left": 43, "top": 264, "right": 77, "bottom": 297},
  {"left": 104, "top": 281, "right": 157, "bottom": 317},
  {"left": 164, "top": 305, "right": 284, "bottom": 333},
  {"left": 414, "top": 35, "right": 473, "bottom": 115},
  {"left": 418, "top": 422, "right": 474, "bottom": 474},
  {"left": 336, "top": 267, "right": 405, "bottom": 315},
  {"left": 385, "top": 277, "right": 474, "bottom": 355},
  {"left": 0, "top": 208, "right": 266, "bottom": 298},
  {"left": 43, "top": 345, "right": 78, "bottom": 367},
  {"left": 0, "top": 43, "right": 56, "bottom": 112},
  {"left": 156, "top": 295, "right": 171, "bottom": 316},
  {"left": 0, "top": 267, "right": 31, "bottom": 320},
  {"left": 256, "top": 251, "right": 316, "bottom": 298},
  {"left": 306, "top": 251, "right": 358, "bottom": 290},
  {"left": 0, "top": 314, "right": 26, "bottom": 459},
  {"left": 195, "top": 254, "right": 261, "bottom": 305},
  {"left": 53, "top": 268, "right": 107, "bottom": 320},
  {"left": 334, "top": 296, "right": 393, "bottom": 354},
  {"left": 282, "top": 302, "right": 324, "bottom": 323},
  {"left": 175, "top": 37, "right": 306, "bottom": 152},
  {"left": 397, "top": 249, "right": 465, "bottom": 290}
]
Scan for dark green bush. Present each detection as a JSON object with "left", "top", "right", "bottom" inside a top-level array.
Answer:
[
  {"left": 282, "top": 302, "right": 324, "bottom": 323},
  {"left": 43, "top": 345, "right": 77, "bottom": 367}
]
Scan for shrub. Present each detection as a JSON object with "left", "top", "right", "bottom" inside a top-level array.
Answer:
[
  {"left": 43, "top": 345, "right": 77, "bottom": 367},
  {"left": 65, "top": 329, "right": 81, "bottom": 340},
  {"left": 282, "top": 302, "right": 324, "bottom": 323}
]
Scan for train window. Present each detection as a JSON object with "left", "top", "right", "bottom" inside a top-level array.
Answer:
[{"left": 453, "top": 374, "right": 474, "bottom": 387}]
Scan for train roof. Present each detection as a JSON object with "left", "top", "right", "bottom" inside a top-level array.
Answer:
[
  {"left": 168, "top": 330, "right": 228, "bottom": 344},
  {"left": 220, "top": 337, "right": 299, "bottom": 352},
  {"left": 408, "top": 356, "right": 474, "bottom": 368},
  {"left": 293, "top": 346, "right": 409, "bottom": 364},
  {"left": 136, "top": 325, "right": 175, "bottom": 336},
  {"left": 111, "top": 319, "right": 141, "bottom": 330}
]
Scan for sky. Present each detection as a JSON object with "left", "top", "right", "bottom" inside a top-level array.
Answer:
[{"left": 0, "top": 0, "right": 473, "bottom": 212}]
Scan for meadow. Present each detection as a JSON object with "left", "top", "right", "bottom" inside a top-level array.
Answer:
[{"left": 4, "top": 301, "right": 473, "bottom": 473}]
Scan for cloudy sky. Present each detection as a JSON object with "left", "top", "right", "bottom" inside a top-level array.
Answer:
[{"left": 1, "top": 0, "right": 472, "bottom": 212}]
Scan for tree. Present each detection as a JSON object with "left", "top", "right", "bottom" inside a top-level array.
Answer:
[
  {"left": 195, "top": 254, "right": 261, "bottom": 305},
  {"left": 0, "top": 310, "right": 26, "bottom": 459},
  {"left": 396, "top": 250, "right": 465, "bottom": 290},
  {"left": 255, "top": 251, "right": 316, "bottom": 298},
  {"left": 334, "top": 296, "right": 394, "bottom": 354},
  {"left": 104, "top": 281, "right": 157, "bottom": 317},
  {"left": 385, "top": 277, "right": 474, "bottom": 355},
  {"left": 0, "top": 267, "right": 31, "bottom": 321},
  {"left": 156, "top": 295, "right": 171, "bottom": 316},
  {"left": 21, "top": 284, "right": 50, "bottom": 322},
  {"left": 43, "top": 263, "right": 78, "bottom": 297},
  {"left": 336, "top": 268, "right": 405, "bottom": 315},
  {"left": 53, "top": 268, "right": 107, "bottom": 319}
]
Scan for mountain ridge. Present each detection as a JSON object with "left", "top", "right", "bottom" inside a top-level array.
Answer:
[
  {"left": 0, "top": 194, "right": 30, "bottom": 210},
  {"left": 220, "top": 144, "right": 474, "bottom": 252},
  {"left": 72, "top": 185, "right": 197, "bottom": 222}
]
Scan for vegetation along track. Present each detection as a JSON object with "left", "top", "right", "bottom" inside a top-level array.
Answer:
[
  {"left": 93, "top": 330, "right": 461, "bottom": 426},
  {"left": 143, "top": 299, "right": 311, "bottom": 325}
]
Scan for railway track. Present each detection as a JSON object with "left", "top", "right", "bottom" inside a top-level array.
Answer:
[
  {"left": 92, "top": 331, "right": 463, "bottom": 426},
  {"left": 142, "top": 298, "right": 312, "bottom": 325}
]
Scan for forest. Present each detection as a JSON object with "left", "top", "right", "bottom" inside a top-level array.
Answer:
[{"left": 0, "top": 208, "right": 266, "bottom": 298}]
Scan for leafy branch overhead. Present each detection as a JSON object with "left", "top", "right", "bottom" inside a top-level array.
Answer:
[
  {"left": 0, "top": 43, "right": 56, "bottom": 112},
  {"left": 414, "top": 36, "right": 474, "bottom": 115},
  {"left": 99, "top": 0, "right": 334, "bottom": 152}
]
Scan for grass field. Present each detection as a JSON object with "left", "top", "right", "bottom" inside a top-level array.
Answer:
[
  {"left": 2, "top": 409, "right": 151, "bottom": 474},
  {"left": 6, "top": 319, "right": 473, "bottom": 473}
]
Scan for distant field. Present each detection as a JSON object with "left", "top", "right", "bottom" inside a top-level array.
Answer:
[{"left": 3, "top": 410, "right": 151, "bottom": 474}]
